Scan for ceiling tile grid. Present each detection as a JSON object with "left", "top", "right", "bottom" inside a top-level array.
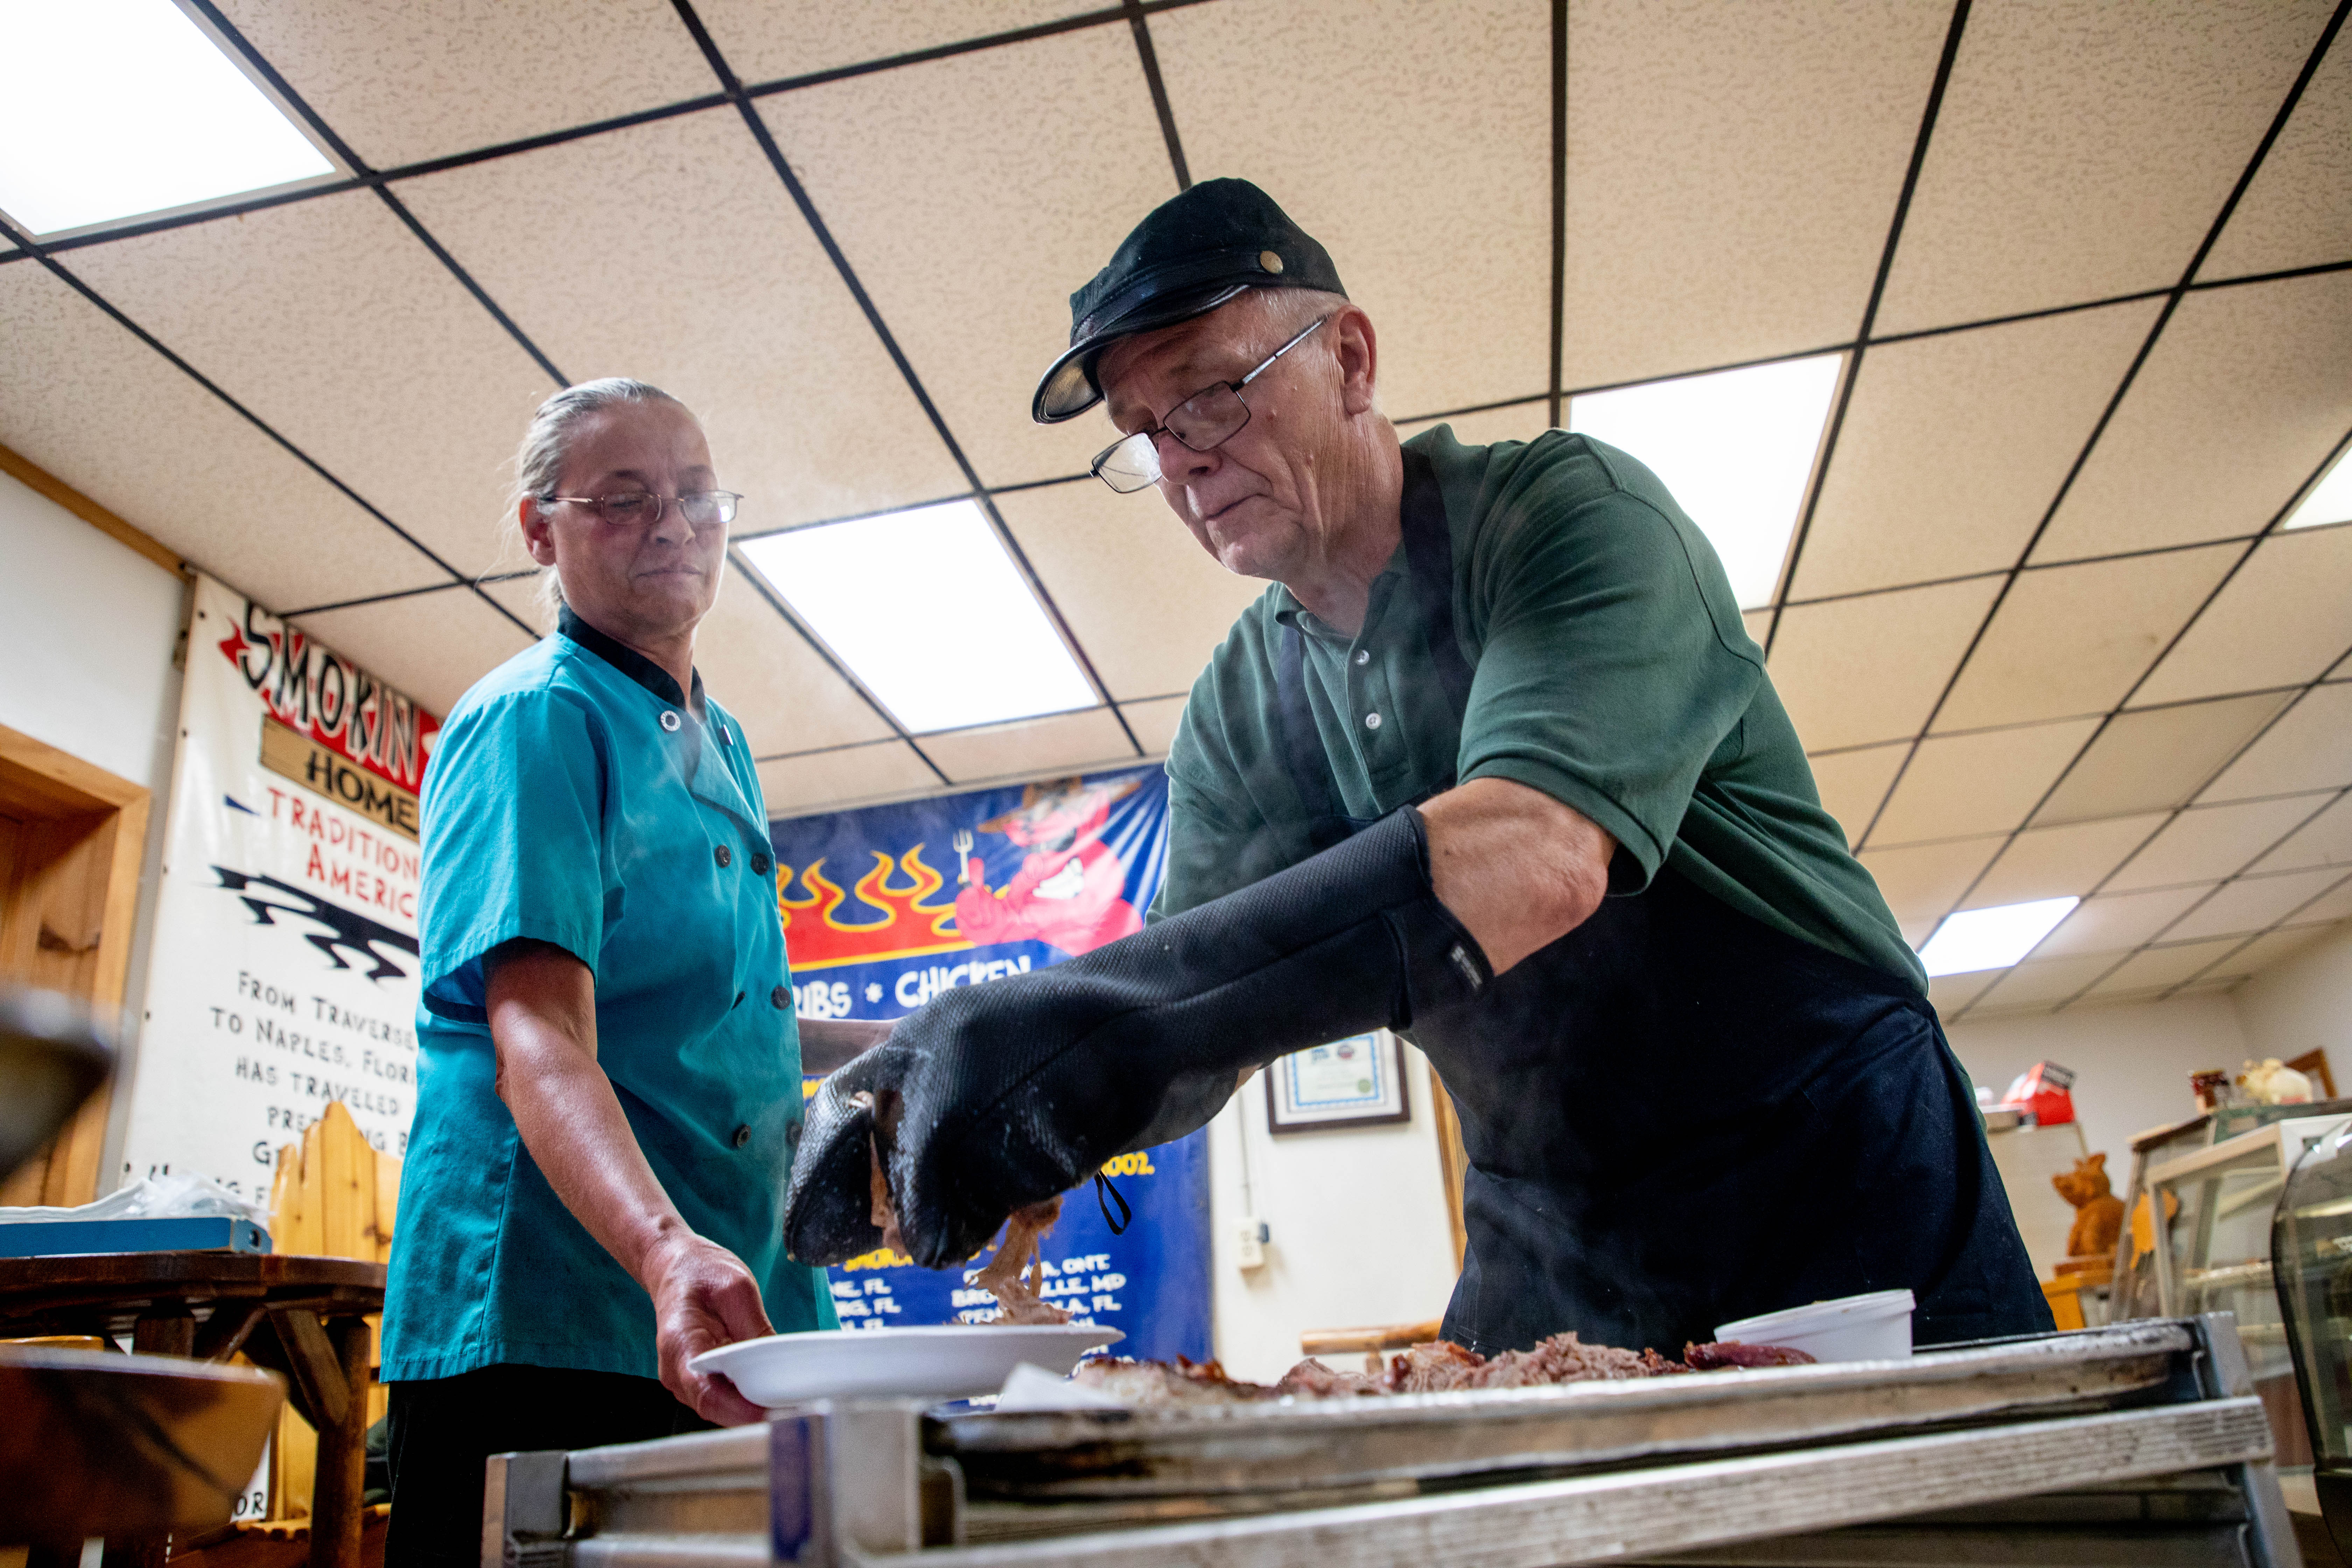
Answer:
[
  {"left": 758, "top": 24, "right": 1179, "bottom": 489},
  {"left": 207, "top": 0, "right": 718, "bottom": 171},
  {"left": 1873, "top": 0, "right": 2334, "bottom": 334},
  {"left": 1867, "top": 718, "right": 2100, "bottom": 849},
  {"left": 2198, "top": 24, "right": 2352, "bottom": 282},
  {"left": 2133, "top": 522, "right": 2352, "bottom": 705},
  {"left": 2104, "top": 792, "right": 2337, "bottom": 893},
  {"left": 1556, "top": 0, "right": 1946, "bottom": 392},
  {"left": 756, "top": 740, "right": 944, "bottom": 819},
  {"left": 0, "top": 261, "right": 452, "bottom": 609},
  {"left": 1791, "top": 298, "right": 2162, "bottom": 600},
  {"left": 1154, "top": 0, "right": 1552, "bottom": 423},
  {"left": 2033, "top": 271, "right": 2352, "bottom": 563},
  {"left": 919, "top": 706, "right": 1137, "bottom": 785},
  {"left": 394, "top": 105, "right": 969, "bottom": 532},
  {"left": 292, "top": 588, "right": 534, "bottom": 719},
  {"left": 1768, "top": 577, "right": 2003, "bottom": 752},
  {"left": 694, "top": 0, "right": 1091, "bottom": 88},
  {"left": 2200, "top": 681, "right": 2352, "bottom": 803},
  {"left": 2031, "top": 692, "right": 2295, "bottom": 826},
  {"left": 55, "top": 189, "right": 558, "bottom": 579}
]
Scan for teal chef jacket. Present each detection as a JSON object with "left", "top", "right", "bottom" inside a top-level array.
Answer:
[{"left": 381, "top": 608, "right": 836, "bottom": 1384}]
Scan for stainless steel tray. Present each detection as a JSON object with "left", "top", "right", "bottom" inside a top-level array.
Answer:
[{"left": 932, "top": 1323, "right": 2195, "bottom": 1502}]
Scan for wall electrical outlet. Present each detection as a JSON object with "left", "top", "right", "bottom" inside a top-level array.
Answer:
[{"left": 1235, "top": 1218, "right": 1269, "bottom": 1270}]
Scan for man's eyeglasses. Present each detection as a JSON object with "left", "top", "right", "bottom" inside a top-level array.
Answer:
[
  {"left": 540, "top": 491, "right": 742, "bottom": 528},
  {"left": 1090, "top": 315, "right": 1331, "bottom": 494}
]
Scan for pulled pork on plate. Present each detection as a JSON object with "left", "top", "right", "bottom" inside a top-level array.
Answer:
[{"left": 1073, "top": 1331, "right": 1814, "bottom": 1406}]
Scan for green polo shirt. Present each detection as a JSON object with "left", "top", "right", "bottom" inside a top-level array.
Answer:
[{"left": 1156, "top": 425, "right": 1926, "bottom": 994}]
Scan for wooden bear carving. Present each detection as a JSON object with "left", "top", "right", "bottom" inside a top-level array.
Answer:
[{"left": 2053, "top": 1152, "right": 2126, "bottom": 1261}]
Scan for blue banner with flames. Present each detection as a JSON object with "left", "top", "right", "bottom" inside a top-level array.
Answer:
[{"left": 769, "top": 765, "right": 1210, "bottom": 1362}]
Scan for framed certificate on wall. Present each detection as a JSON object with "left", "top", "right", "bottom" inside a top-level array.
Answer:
[{"left": 1267, "top": 1030, "right": 1410, "bottom": 1134}]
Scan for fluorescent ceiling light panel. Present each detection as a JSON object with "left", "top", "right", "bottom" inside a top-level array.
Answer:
[
  {"left": 738, "top": 500, "right": 1096, "bottom": 734},
  {"left": 1567, "top": 354, "right": 1843, "bottom": 609},
  {"left": 2282, "top": 449, "right": 2352, "bottom": 531},
  {"left": 0, "top": 0, "right": 335, "bottom": 236},
  {"left": 1918, "top": 897, "right": 2080, "bottom": 977}
]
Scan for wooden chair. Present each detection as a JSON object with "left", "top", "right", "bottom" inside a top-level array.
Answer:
[{"left": 261, "top": 1103, "right": 398, "bottom": 1523}]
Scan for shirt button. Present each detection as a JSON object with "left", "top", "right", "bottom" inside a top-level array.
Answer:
[
  {"left": 1354, "top": 649, "right": 1370, "bottom": 666},
  {"left": 771, "top": 986, "right": 789, "bottom": 1009},
  {"left": 732, "top": 1125, "right": 751, "bottom": 1149},
  {"left": 751, "top": 852, "right": 772, "bottom": 876},
  {"left": 1364, "top": 712, "right": 1383, "bottom": 730},
  {"left": 714, "top": 844, "right": 733, "bottom": 869},
  {"left": 660, "top": 710, "right": 681, "bottom": 733}
]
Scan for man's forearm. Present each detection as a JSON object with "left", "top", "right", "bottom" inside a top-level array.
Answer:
[{"left": 1420, "top": 777, "right": 1614, "bottom": 974}]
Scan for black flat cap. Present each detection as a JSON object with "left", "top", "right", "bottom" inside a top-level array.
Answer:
[{"left": 1032, "top": 178, "right": 1346, "bottom": 424}]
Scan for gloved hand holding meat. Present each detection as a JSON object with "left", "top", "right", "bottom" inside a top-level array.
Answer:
[{"left": 780, "top": 806, "right": 1490, "bottom": 1273}]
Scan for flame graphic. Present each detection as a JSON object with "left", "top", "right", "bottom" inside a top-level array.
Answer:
[{"left": 779, "top": 843, "right": 971, "bottom": 972}]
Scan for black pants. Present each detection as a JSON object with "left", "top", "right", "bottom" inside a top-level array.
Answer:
[{"left": 384, "top": 1364, "right": 710, "bottom": 1568}]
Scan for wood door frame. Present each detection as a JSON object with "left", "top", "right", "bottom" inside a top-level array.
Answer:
[{"left": 0, "top": 721, "right": 150, "bottom": 1206}]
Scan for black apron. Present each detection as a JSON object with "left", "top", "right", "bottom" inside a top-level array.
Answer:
[{"left": 1273, "top": 450, "right": 2051, "bottom": 1356}]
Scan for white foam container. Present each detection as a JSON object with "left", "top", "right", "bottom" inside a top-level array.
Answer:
[{"left": 1713, "top": 1288, "right": 1915, "bottom": 1364}]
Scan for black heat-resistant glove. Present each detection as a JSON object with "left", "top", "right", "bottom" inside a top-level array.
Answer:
[{"left": 781, "top": 805, "right": 1491, "bottom": 1270}]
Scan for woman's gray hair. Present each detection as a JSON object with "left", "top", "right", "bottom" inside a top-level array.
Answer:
[{"left": 501, "top": 377, "right": 682, "bottom": 621}]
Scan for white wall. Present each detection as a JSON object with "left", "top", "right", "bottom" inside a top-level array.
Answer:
[
  {"left": 0, "top": 470, "right": 189, "bottom": 1194},
  {"left": 1946, "top": 994, "right": 2249, "bottom": 1166},
  {"left": 1207, "top": 1041, "right": 1461, "bottom": 1382},
  {"left": 2234, "top": 922, "right": 2352, "bottom": 1074},
  {"left": 0, "top": 471, "right": 184, "bottom": 792}
]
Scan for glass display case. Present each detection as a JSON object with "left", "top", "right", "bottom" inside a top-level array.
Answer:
[
  {"left": 2276, "top": 1117, "right": 2352, "bottom": 1557},
  {"left": 2129, "top": 1112, "right": 2351, "bottom": 1469}
]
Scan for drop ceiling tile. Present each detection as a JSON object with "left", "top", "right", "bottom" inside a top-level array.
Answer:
[
  {"left": 760, "top": 741, "right": 941, "bottom": 820},
  {"left": 2298, "top": 880, "right": 2352, "bottom": 926},
  {"left": 994, "top": 480, "right": 1268, "bottom": 702},
  {"left": 1119, "top": 695, "right": 1189, "bottom": 758},
  {"left": 1741, "top": 609, "right": 1773, "bottom": 648},
  {"left": 2033, "top": 692, "right": 2295, "bottom": 825},
  {"left": 2250, "top": 792, "right": 2352, "bottom": 875},
  {"left": 2034, "top": 271, "right": 2352, "bottom": 561},
  {"left": 0, "top": 261, "right": 449, "bottom": 610},
  {"left": 1856, "top": 834, "right": 2005, "bottom": 926},
  {"left": 1874, "top": 0, "right": 2332, "bottom": 334},
  {"left": 2216, "top": 920, "right": 2341, "bottom": 977},
  {"left": 1965, "top": 814, "right": 2170, "bottom": 910},
  {"left": 1973, "top": 954, "right": 2120, "bottom": 1011},
  {"left": 696, "top": 0, "right": 1087, "bottom": 84},
  {"left": 1869, "top": 719, "right": 2101, "bottom": 847},
  {"left": 1794, "top": 299, "right": 2161, "bottom": 598},
  {"left": 1928, "top": 969, "right": 2002, "bottom": 1016},
  {"left": 920, "top": 707, "right": 1136, "bottom": 785},
  {"left": 1559, "top": 0, "right": 1947, "bottom": 390},
  {"left": 695, "top": 564, "right": 896, "bottom": 757},
  {"left": 292, "top": 586, "right": 533, "bottom": 719},
  {"left": 758, "top": 28, "right": 1175, "bottom": 490},
  {"left": 2166, "top": 867, "right": 2352, "bottom": 942},
  {"left": 2034, "top": 884, "right": 2215, "bottom": 958},
  {"left": 1807, "top": 743, "right": 1910, "bottom": 849},
  {"left": 2086, "top": 937, "right": 2252, "bottom": 996},
  {"left": 1934, "top": 546, "right": 2238, "bottom": 732},
  {"left": 2199, "top": 28, "right": 2352, "bottom": 281},
  {"left": 209, "top": 0, "right": 715, "bottom": 169},
  {"left": 2106, "top": 794, "right": 2336, "bottom": 891},
  {"left": 2201, "top": 684, "right": 2352, "bottom": 803},
  {"left": 2134, "top": 525, "right": 2352, "bottom": 705},
  {"left": 1767, "top": 577, "right": 2004, "bottom": 751},
  {"left": 397, "top": 107, "right": 967, "bottom": 532},
  {"left": 1395, "top": 403, "right": 1556, "bottom": 451},
  {"left": 1156, "top": 0, "right": 1550, "bottom": 421},
  {"left": 58, "top": 191, "right": 555, "bottom": 577}
]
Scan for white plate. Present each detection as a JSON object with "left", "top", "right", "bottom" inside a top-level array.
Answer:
[{"left": 691, "top": 1324, "right": 1125, "bottom": 1406}]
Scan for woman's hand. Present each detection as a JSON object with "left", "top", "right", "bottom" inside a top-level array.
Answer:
[{"left": 643, "top": 1230, "right": 774, "bottom": 1425}]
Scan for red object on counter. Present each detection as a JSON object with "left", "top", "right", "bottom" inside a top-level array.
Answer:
[{"left": 1999, "top": 1061, "right": 2077, "bottom": 1126}]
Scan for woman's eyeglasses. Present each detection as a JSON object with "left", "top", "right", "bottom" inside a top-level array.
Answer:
[
  {"left": 540, "top": 491, "right": 742, "bottom": 527},
  {"left": 1090, "top": 315, "right": 1331, "bottom": 494}
]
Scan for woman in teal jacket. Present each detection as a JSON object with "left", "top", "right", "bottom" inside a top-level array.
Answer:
[{"left": 382, "top": 379, "right": 873, "bottom": 1567}]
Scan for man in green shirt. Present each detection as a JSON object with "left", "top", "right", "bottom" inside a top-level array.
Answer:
[{"left": 787, "top": 181, "right": 2048, "bottom": 1354}]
